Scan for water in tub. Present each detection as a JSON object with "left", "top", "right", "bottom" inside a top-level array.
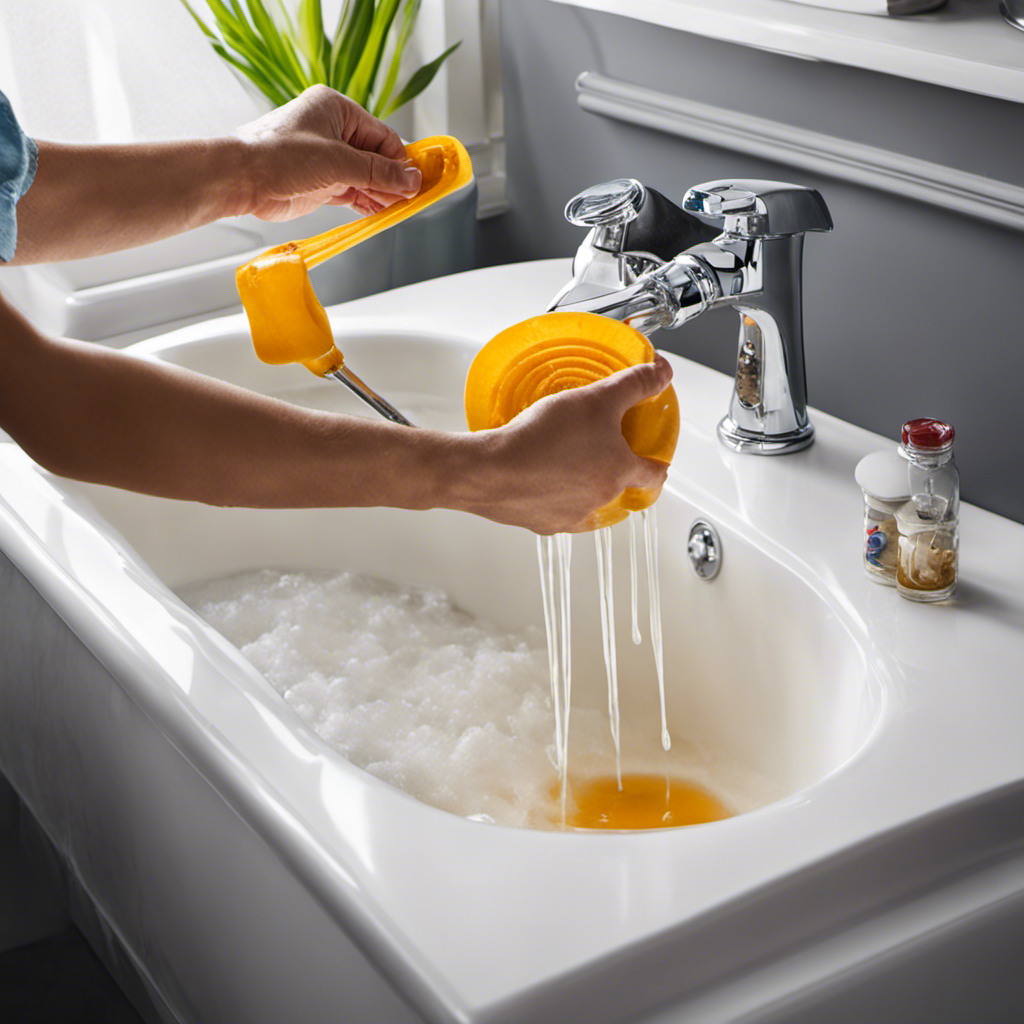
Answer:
[{"left": 181, "top": 508, "right": 767, "bottom": 831}]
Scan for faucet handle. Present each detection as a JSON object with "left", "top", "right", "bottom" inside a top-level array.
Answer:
[
  {"left": 565, "top": 179, "right": 646, "bottom": 228},
  {"left": 683, "top": 179, "right": 833, "bottom": 238},
  {"left": 566, "top": 180, "right": 721, "bottom": 261}
]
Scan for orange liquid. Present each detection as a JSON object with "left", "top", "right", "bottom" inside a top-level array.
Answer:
[{"left": 553, "top": 774, "right": 731, "bottom": 830}]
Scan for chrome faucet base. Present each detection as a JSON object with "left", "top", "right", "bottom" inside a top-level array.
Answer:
[{"left": 717, "top": 417, "right": 815, "bottom": 456}]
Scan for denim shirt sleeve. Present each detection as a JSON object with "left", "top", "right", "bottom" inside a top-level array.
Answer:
[{"left": 0, "top": 89, "right": 38, "bottom": 263}]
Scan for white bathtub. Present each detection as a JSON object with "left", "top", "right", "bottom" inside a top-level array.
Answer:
[{"left": 1, "top": 260, "right": 1022, "bottom": 1023}]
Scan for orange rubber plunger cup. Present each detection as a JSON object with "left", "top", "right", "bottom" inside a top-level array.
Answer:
[{"left": 465, "top": 312, "right": 679, "bottom": 531}]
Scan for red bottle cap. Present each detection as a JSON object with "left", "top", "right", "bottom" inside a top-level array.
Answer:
[{"left": 901, "top": 418, "right": 954, "bottom": 450}]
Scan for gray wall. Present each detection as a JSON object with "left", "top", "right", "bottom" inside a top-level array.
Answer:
[{"left": 479, "top": 0, "right": 1024, "bottom": 524}]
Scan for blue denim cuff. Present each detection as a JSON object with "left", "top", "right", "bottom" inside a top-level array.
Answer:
[{"left": 0, "top": 91, "right": 38, "bottom": 263}]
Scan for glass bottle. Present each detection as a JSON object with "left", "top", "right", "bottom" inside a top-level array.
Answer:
[
  {"left": 855, "top": 450, "right": 910, "bottom": 586},
  {"left": 895, "top": 418, "right": 959, "bottom": 602}
]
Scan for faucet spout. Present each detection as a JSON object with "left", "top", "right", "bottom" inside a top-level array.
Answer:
[{"left": 548, "top": 254, "right": 718, "bottom": 336}]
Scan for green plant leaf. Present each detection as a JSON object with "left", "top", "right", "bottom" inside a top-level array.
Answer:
[
  {"left": 222, "top": 19, "right": 307, "bottom": 98},
  {"left": 215, "top": 20, "right": 275, "bottom": 69},
  {"left": 273, "top": 0, "right": 299, "bottom": 39},
  {"left": 272, "top": 0, "right": 320, "bottom": 93},
  {"left": 178, "top": 0, "right": 219, "bottom": 41},
  {"left": 194, "top": 0, "right": 295, "bottom": 89},
  {"left": 184, "top": 0, "right": 455, "bottom": 114},
  {"left": 327, "top": 17, "right": 347, "bottom": 90},
  {"left": 202, "top": 0, "right": 250, "bottom": 35},
  {"left": 334, "top": 0, "right": 353, "bottom": 37},
  {"left": 296, "top": 0, "right": 327, "bottom": 81},
  {"left": 182, "top": 0, "right": 304, "bottom": 100},
  {"left": 380, "top": 40, "right": 460, "bottom": 119},
  {"left": 346, "top": 0, "right": 402, "bottom": 109},
  {"left": 329, "top": 0, "right": 374, "bottom": 95},
  {"left": 331, "top": 0, "right": 375, "bottom": 96},
  {"left": 373, "top": 0, "right": 420, "bottom": 117},
  {"left": 244, "top": 0, "right": 309, "bottom": 91},
  {"left": 215, "top": 50, "right": 291, "bottom": 107},
  {"left": 243, "top": 0, "right": 284, "bottom": 53},
  {"left": 280, "top": 30, "right": 315, "bottom": 91}
]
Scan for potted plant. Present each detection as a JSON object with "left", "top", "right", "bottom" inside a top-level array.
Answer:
[
  {"left": 180, "top": 0, "right": 460, "bottom": 118},
  {"left": 181, "top": 0, "right": 476, "bottom": 302}
]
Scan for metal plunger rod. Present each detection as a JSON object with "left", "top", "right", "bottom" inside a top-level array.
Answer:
[{"left": 328, "top": 366, "right": 416, "bottom": 427}]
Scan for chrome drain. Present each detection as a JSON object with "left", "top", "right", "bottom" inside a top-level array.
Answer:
[{"left": 688, "top": 520, "right": 722, "bottom": 580}]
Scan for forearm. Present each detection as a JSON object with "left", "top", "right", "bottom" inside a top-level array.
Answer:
[
  {"left": 8, "top": 137, "right": 250, "bottom": 265},
  {"left": 5, "top": 88, "right": 423, "bottom": 266},
  {"left": 0, "top": 303, "right": 478, "bottom": 510},
  {"left": 0, "top": 294, "right": 672, "bottom": 533}
]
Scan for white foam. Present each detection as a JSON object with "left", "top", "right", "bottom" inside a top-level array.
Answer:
[
  {"left": 181, "top": 569, "right": 598, "bottom": 828},
  {"left": 180, "top": 567, "right": 778, "bottom": 829}
]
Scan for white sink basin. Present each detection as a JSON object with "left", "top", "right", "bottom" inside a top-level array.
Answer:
[{"left": 1, "top": 259, "right": 1021, "bottom": 1023}]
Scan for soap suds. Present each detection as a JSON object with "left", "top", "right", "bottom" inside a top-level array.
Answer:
[
  {"left": 181, "top": 569, "right": 577, "bottom": 827},
  {"left": 181, "top": 568, "right": 775, "bottom": 828}
]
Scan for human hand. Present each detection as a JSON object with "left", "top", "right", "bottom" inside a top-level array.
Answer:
[
  {"left": 464, "top": 355, "right": 674, "bottom": 534},
  {"left": 233, "top": 85, "right": 422, "bottom": 221}
]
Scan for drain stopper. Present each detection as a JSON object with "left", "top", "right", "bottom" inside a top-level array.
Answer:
[{"left": 688, "top": 520, "right": 722, "bottom": 580}]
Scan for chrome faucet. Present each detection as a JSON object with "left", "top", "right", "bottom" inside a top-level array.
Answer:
[{"left": 548, "top": 178, "right": 833, "bottom": 454}]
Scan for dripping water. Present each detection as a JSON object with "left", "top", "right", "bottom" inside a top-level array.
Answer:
[
  {"left": 537, "top": 533, "right": 575, "bottom": 821},
  {"left": 595, "top": 528, "right": 622, "bottom": 789},
  {"left": 556, "top": 534, "right": 573, "bottom": 819},
  {"left": 629, "top": 512, "right": 642, "bottom": 646},
  {"left": 536, "top": 536, "right": 561, "bottom": 771},
  {"left": 537, "top": 509, "right": 670, "bottom": 824},
  {"left": 642, "top": 507, "right": 671, "bottom": 752}
]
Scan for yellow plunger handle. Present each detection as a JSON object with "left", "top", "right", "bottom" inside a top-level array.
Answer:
[{"left": 236, "top": 136, "right": 472, "bottom": 378}]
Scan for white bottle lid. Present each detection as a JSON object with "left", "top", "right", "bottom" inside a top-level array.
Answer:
[{"left": 855, "top": 450, "right": 911, "bottom": 503}]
